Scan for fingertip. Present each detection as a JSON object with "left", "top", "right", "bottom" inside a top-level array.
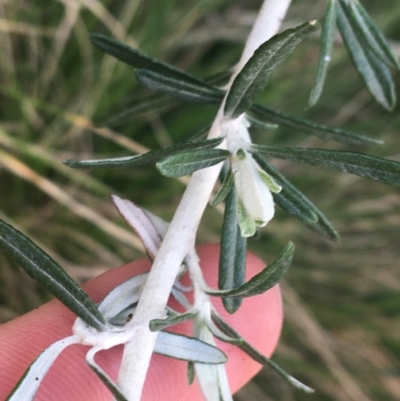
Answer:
[{"left": 0, "top": 244, "right": 283, "bottom": 401}]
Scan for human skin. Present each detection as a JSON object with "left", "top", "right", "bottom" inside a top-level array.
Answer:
[{"left": 0, "top": 244, "right": 283, "bottom": 401}]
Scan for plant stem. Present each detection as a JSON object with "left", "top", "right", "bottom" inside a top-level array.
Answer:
[{"left": 116, "top": 1, "right": 292, "bottom": 399}]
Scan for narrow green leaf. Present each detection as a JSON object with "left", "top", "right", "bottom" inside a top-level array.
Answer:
[
  {"left": 211, "top": 313, "right": 314, "bottom": 393},
  {"left": 90, "top": 34, "right": 217, "bottom": 91},
  {"left": 246, "top": 113, "right": 278, "bottom": 130},
  {"left": 253, "top": 154, "right": 317, "bottom": 224},
  {"left": 154, "top": 331, "right": 227, "bottom": 364},
  {"left": 208, "top": 242, "right": 295, "bottom": 298},
  {"left": 219, "top": 187, "right": 246, "bottom": 313},
  {"left": 250, "top": 104, "right": 382, "bottom": 145},
  {"left": 64, "top": 137, "right": 224, "bottom": 169},
  {"left": 250, "top": 144, "right": 400, "bottom": 187},
  {"left": 149, "top": 311, "right": 197, "bottom": 331},
  {"left": 210, "top": 168, "right": 234, "bottom": 206},
  {"left": 336, "top": 0, "right": 396, "bottom": 110},
  {"left": 0, "top": 220, "right": 106, "bottom": 330},
  {"left": 102, "top": 93, "right": 175, "bottom": 127},
  {"left": 253, "top": 154, "right": 339, "bottom": 241},
  {"left": 185, "top": 124, "right": 212, "bottom": 142},
  {"left": 205, "top": 318, "right": 244, "bottom": 345},
  {"left": 156, "top": 148, "right": 230, "bottom": 177},
  {"left": 309, "top": 0, "right": 337, "bottom": 106},
  {"left": 187, "top": 362, "right": 195, "bottom": 385},
  {"left": 87, "top": 349, "right": 129, "bottom": 401},
  {"left": 225, "top": 21, "right": 319, "bottom": 119},
  {"left": 136, "top": 69, "right": 224, "bottom": 104},
  {"left": 345, "top": 0, "right": 400, "bottom": 69}
]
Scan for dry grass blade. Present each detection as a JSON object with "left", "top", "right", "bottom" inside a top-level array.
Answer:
[
  {"left": 282, "top": 281, "right": 374, "bottom": 401},
  {"left": 0, "top": 150, "right": 144, "bottom": 252}
]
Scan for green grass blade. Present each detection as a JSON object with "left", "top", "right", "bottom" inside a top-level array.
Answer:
[
  {"left": 219, "top": 187, "right": 245, "bottom": 313},
  {"left": 224, "top": 21, "right": 318, "bottom": 119},
  {"left": 0, "top": 220, "right": 106, "bottom": 330},
  {"left": 253, "top": 154, "right": 339, "bottom": 241},
  {"left": 64, "top": 137, "right": 224, "bottom": 169},
  {"left": 346, "top": 0, "right": 400, "bottom": 69},
  {"left": 251, "top": 145, "right": 400, "bottom": 187},
  {"left": 208, "top": 242, "right": 295, "bottom": 298},
  {"left": 309, "top": 0, "right": 337, "bottom": 106},
  {"left": 250, "top": 104, "right": 382, "bottom": 145},
  {"left": 156, "top": 149, "right": 230, "bottom": 177},
  {"left": 336, "top": 0, "right": 396, "bottom": 110},
  {"left": 102, "top": 94, "right": 175, "bottom": 127},
  {"left": 136, "top": 69, "right": 224, "bottom": 104}
]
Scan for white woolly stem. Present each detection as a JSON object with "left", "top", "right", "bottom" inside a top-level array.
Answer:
[{"left": 115, "top": 1, "right": 292, "bottom": 400}]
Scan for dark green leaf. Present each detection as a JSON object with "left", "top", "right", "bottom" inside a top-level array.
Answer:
[
  {"left": 208, "top": 242, "right": 294, "bottom": 297},
  {"left": 156, "top": 148, "right": 230, "bottom": 177},
  {"left": 64, "top": 137, "right": 224, "bottom": 169},
  {"left": 154, "top": 331, "right": 227, "bottom": 364},
  {"left": 91, "top": 34, "right": 217, "bottom": 91},
  {"left": 253, "top": 154, "right": 317, "bottom": 224},
  {"left": 250, "top": 144, "right": 400, "bottom": 187},
  {"left": 344, "top": 0, "right": 400, "bottom": 69},
  {"left": 250, "top": 104, "right": 382, "bottom": 145},
  {"left": 0, "top": 220, "right": 106, "bottom": 330},
  {"left": 210, "top": 168, "right": 234, "bottom": 206},
  {"left": 102, "top": 93, "right": 175, "bottom": 127},
  {"left": 185, "top": 124, "right": 212, "bottom": 142},
  {"left": 187, "top": 362, "right": 195, "bottom": 385},
  {"left": 225, "top": 21, "right": 319, "bottom": 118},
  {"left": 211, "top": 313, "right": 314, "bottom": 393},
  {"left": 309, "top": 0, "right": 337, "bottom": 106},
  {"left": 336, "top": 1, "right": 396, "bottom": 110},
  {"left": 218, "top": 187, "right": 246, "bottom": 313},
  {"left": 253, "top": 154, "right": 339, "bottom": 241},
  {"left": 246, "top": 114, "right": 278, "bottom": 130},
  {"left": 149, "top": 311, "right": 197, "bottom": 331},
  {"left": 136, "top": 69, "right": 224, "bottom": 104},
  {"left": 88, "top": 365, "right": 128, "bottom": 401}
]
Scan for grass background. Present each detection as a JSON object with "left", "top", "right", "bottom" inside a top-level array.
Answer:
[{"left": 0, "top": 0, "right": 399, "bottom": 400}]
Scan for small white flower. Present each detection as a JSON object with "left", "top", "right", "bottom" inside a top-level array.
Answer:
[
  {"left": 221, "top": 115, "right": 281, "bottom": 237},
  {"left": 232, "top": 148, "right": 281, "bottom": 237}
]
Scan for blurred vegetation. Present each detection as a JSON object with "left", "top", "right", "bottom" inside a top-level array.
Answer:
[{"left": 0, "top": 0, "right": 399, "bottom": 400}]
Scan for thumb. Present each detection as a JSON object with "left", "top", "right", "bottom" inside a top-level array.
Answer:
[{"left": 0, "top": 243, "right": 283, "bottom": 401}]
